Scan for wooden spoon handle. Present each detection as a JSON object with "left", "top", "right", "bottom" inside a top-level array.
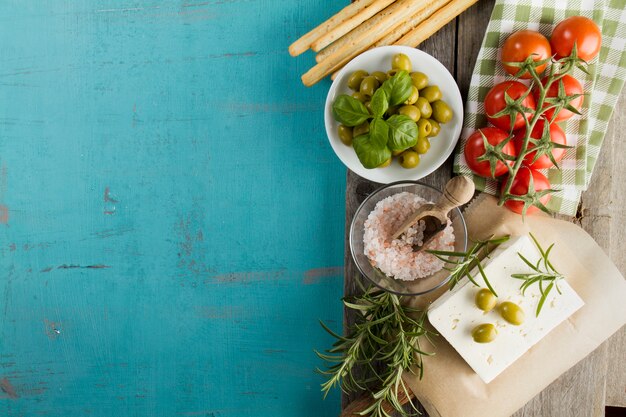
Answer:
[{"left": 435, "top": 176, "right": 475, "bottom": 215}]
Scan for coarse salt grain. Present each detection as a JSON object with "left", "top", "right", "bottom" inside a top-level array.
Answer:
[{"left": 363, "top": 192, "right": 455, "bottom": 281}]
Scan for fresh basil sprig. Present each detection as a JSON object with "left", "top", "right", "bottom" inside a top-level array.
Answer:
[
  {"left": 369, "top": 118, "right": 389, "bottom": 148},
  {"left": 382, "top": 70, "right": 413, "bottom": 106},
  {"left": 333, "top": 71, "right": 419, "bottom": 169},
  {"left": 370, "top": 88, "right": 389, "bottom": 118},
  {"left": 332, "top": 94, "right": 370, "bottom": 127},
  {"left": 353, "top": 134, "right": 391, "bottom": 169},
  {"left": 386, "top": 114, "right": 418, "bottom": 151}
]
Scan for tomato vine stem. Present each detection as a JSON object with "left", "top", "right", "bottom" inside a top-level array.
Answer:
[{"left": 496, "top": 46, "right": 586, "bottom": 213}]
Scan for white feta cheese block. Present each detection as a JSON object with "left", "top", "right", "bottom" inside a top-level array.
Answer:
[{"left": 428, "top": 235, "right": 584, "bottom": 384}]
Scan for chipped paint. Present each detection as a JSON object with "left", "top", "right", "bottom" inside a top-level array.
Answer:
[
  {"left": 0, "top": 204, "right": 8, "bottom": 224},
  {"left": 103, "top": 187, "right": 118, "bottom": 215},
  {"left": 44, "top": 319, "right": 62, "bottom": 339},
  {"left": 0, "top": 377, "right": 19, "bottom": 399},
  {"left": 41, "top": 264, "right": 111, "bottom": 272},
  {"left": 303, "top": 266, "right": 343, "bottom": 284},
  {"left": 207, "top": 269, "right": 287, "bottom": 284}
]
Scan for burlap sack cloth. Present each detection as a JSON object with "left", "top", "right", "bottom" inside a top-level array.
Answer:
[{"left": 404, "top": 194, "right": 626, "bottom": 417}]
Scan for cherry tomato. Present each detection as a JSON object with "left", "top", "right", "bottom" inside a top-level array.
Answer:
[
  {"left": 484, "top": 81, "right": 536, "bottom": 131},
  {"left": 513, "top": 120, "right": 567, "bottom": 169},
  {"left": 464, "top": 127, "right": 516, "bottom": 178},
  {"left": 551, "top": 16, "right": 602, "bottom": 61},
  {"left": 501, "top": 30, "right": 551, "bottom": 78},
  {"left": 502, "top": 167, "right": 551, "bottom": 215},
  {"left": 534, "top": 74, "right": 583, "bottom": 122}
]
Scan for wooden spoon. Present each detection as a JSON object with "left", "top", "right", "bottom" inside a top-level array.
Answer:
[{"left": 391, "top": 176, "right": 475, "bottom": 250}]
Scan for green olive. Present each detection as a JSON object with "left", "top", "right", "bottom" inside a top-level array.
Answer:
[
  {"left": 413, "top": 138, "right": 430, "bottom": 154},
  {"left": 416, "top": 119, "right": 432, "bottom": 139},
  {"left": 398, "top": 150, "right": 420, "bottom": 169},
  {"left": 337, "top": 125, "right": 353, "bottom": 146},
  {"left": 404, "top": 85, "right": 419, "bottom": 105},
  {"left": 391, "top": 53, "right": 412, "bottom": 72},
  {"left": 420, "top": 85, "right": 442, "bottom": 103},
  {"left": 472, "top": 323, "right": 497, "bottom": 343},
  {"left": 378, "top": 157, "right": 392, "bottom": 168},
  {"left": 431, "top": 100, "right": 453, "bottom": 123},
  {"left": 364, "top": 101, "right": 372, "bottom": 114},
  {"left": 498, "top": 301, "right": 525, "bottom": 325},
  {"left": 428, "top": 119, "right": 441, "bottom": 137},
  {"left": 410, "top": 72, "right": 429, "bottom": 90},
  {"left": 398, "top": 105, "right": 421, "bottom": 122},
  {"left": 360, "top": 76, "right": 380, "bottom": 97},
  {"left": 386, "top": 68, "right": 399, "bottom": 78},
  {"left": 351, "top": 91, "right": 368, "bottom": 103},
  {"left": 371, "top": 71, "right": 388, "bottom": 84},
  {"left": 475, "top": 288, "right": 497, "bottom": 312},
  {"left": 348, "top": 70, "right": 368, "bottom": 91},
  {"left": 415, "top": 97, "right": 433, "bottom": 119},
  {"left": 352, "top": 120, "right": 370, "bottom": 137},
  {"left": 392, "top": 149, "right": 404, "bottom": 156}
]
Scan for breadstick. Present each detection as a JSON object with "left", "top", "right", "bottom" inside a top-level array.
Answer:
[
  {"left": 311, "top": 0, "right": 396, "bottom": 53},
  {"left": 374, "top": 0, "right": 450, "bottom": 47},
  {"left": 315, "top": 2, "right": 399, "bottom": 64},
  {"left": 314, "top": 0, "right": 442, "bottom": 64},
  {"left": 395, "top": 0, "right": 479, "bottom": 47},
  {"left": 288, "top": 0, "right": 377, "bottom": 57},
  {"left": 302, "top": 0, "right": 425, "bottom": 86}
]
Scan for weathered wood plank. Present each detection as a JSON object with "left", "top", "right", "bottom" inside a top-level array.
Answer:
[{"left": 578, "top": 91, "right": 626, "bottom": 408}]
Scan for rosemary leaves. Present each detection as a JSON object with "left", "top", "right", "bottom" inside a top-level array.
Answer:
[
  {"left": 316, "top": 284, "right": 435, "bottom": 417},
  {"left": 511, "top": 233, "right": 565, "bottom": 316}
]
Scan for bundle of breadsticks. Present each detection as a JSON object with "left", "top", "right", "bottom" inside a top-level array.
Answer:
[{"left": 289, "top": 0, "right": 479, "bottom": 87}]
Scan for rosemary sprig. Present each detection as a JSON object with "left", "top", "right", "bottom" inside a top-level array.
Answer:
[
  {"left": 427, "top": 235, "right": 511, "bottom": 296},
  {"left": 316, "top": 283, "right": 436, "bottom": 417},
  {"left": 511, "top": 233, "right": 564, "bottom": 317}
]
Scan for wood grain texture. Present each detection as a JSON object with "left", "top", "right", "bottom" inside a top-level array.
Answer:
[
  {"left": 344, "top": 0, "right": 625, "bottom": 415},
  {"left": 578, "top": 91, "right": 626, "bottom": 408},
  {"left": 0, "top": 1, "right": 351, "bottom": 416}
]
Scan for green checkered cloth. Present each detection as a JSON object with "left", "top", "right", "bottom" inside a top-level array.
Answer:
[{"left": 453, "top": 0, "right": 626, "bottom": 215}]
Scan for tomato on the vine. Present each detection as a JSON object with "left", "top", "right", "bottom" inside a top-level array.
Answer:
[
  {"left": 513, "top": 120, "right": 567, "bottom": 169},
  {"left": 464, "top": 127, "right": 516, "bottom": 178},
  {"left": 501, "top": 168, "right": 551, "bottom": 215},
  {"left": 501, "top": 30, "right": 551, "bottom": 78},
  {"left": 534, "top": 74, "right": 583, "bottom": 122},
  {"left": 551, "top": 16, "right": 602, "bottom": 61},
  {"left": 485, "top": 81, "right": 536, "bottom": 131}
]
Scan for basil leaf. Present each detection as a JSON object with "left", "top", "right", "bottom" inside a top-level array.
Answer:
[
  {"left": 369, "top": 118, "right": 389, "bottom": 148},
  {"left": 353, "top": 134, "right": 391, "bottom": 169},
  {"left": 386, "top": 115, "right": 418, "bottom": 151},
  {"left": 382, "top": 71, "right": 413, "bottom": 106},
  {"left": 370, "top": 88, "right": 389, "bottom": 118},
  {"left": 332, "top": 94, "right": 370, "bottom": 127}
]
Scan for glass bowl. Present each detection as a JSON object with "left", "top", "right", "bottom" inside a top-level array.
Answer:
[{"left": 349, "top": 181, "right": 468, "bottom": 296}]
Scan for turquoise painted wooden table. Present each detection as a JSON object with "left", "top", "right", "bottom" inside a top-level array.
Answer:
[{"left": 0, "top": 1, "right": 349, "bottom": 416}]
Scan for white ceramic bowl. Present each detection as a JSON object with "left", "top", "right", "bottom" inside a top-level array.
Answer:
[{"left": 324, "top": 46, "right": 463, "bottom": 183}]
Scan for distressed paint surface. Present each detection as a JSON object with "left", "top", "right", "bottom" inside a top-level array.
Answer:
[{"left": 0, "top": 1, "right": 346, "bottom": 416}]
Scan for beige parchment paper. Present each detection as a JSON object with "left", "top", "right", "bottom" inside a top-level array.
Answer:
[{"left": 404, "top": 194, "right": 626, "bottom": 417}]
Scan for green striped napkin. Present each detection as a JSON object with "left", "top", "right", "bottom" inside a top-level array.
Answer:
[{"left": 453, "top": 0, "right": 626, "bottom": 215}]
